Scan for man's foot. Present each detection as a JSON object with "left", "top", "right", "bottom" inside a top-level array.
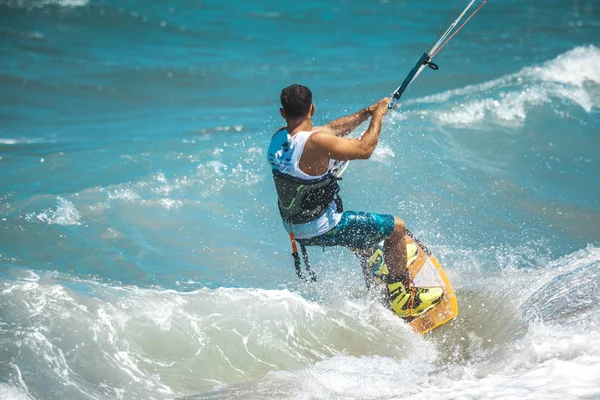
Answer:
[{"left": 387, "top": 280, "right": 444, "bottom": 319}]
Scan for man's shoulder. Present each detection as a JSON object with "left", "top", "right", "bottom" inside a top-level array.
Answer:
[
  {"left": 308, "top": 128, "right": 338, "bottom": 146},
  {"left": 311, "top": 126, "right": 335, "bottom": 136},
  {"left": 308, "top": 128, "right": 337, "bottom": 145}
]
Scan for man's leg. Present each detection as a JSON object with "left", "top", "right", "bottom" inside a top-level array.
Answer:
[
  {"left": 382, "top": 216, "right": 408, "bottom": 281},
  {"left": 380, "top": 216, "right": 444, "bottom": 318},
  {"left": 315, "top": 210, "right": 442, "bottom": 318}
]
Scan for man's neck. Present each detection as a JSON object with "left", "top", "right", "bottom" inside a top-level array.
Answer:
[{"left": 286, "top": 117, "right": 313, "bottom": 135}]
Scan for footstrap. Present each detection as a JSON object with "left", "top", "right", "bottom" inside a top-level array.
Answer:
[{"left": 407, "top": 284, "right": 416, "bottom": 318}]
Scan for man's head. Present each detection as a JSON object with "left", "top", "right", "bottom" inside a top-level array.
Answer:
[{"left": 280, "top": 84, "right": 314, "bottom": 120}]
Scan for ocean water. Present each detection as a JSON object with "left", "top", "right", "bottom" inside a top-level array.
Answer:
[{"left": 1, "top": 0, "right": 599, "bottom": 399}]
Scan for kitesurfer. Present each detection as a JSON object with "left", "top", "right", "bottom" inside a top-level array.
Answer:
[{"left": 267, "top": 84, "right": 443, "bottom": 317}]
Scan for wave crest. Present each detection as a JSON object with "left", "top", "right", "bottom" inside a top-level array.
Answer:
[{"left": 406, "top": 45, "right": 600, "bottom": 127}]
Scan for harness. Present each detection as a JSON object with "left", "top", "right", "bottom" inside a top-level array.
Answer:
[
  {"left": 272, "top": 169, "right": 344, "bottom": 282},
  {"left": 272, "top": 169, "right": 343, "bottom": 224}
]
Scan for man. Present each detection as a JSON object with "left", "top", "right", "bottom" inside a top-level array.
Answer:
[{"left": 267, "top": 84, "right": 443, "bottom": 318}]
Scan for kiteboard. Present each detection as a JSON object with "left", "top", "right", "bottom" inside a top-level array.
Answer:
[
  {"left": 332, "top": 157, "right": 458, "bottom": 334},
  {"left": 358, "top": 233, "right": 458, "bottom": 335}
]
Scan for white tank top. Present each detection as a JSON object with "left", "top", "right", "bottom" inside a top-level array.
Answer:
[{"left": 267, "top": 129, "right": 342, "bottom": 239}]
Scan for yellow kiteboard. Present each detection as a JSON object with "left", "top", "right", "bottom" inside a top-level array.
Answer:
[
  {"left": 360, "top": 232, "right": 458, "bottom": 335},
  {"left": 332, "top": 162, "right": 458, "bottom": 334}
]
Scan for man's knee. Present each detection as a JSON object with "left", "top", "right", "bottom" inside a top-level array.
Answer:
[{"left": 392, "top": 216, "right": 406, "bottom": 236}]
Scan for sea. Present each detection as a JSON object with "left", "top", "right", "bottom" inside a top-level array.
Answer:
[{"left": 1, "top": 0, "right": 599, "bottom": 399}]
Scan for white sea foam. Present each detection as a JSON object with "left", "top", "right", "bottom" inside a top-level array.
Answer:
[
  {"left": 4, "top": 0, "right": 88, "bottom": 8},
  {"left": 536, "top": 46, "right": 600, "bottom": 87},
  {"left": 0, "top": 384, "right": 31, "bottom": 400},
  {"left": 107, "top": 188, "right": 141, "bottom": 202},
  {"left": 98, "top": 159, "right": 248, "bottom": 209},
  {"left": 0, "top": 138, "right": 48, "bottom": 145},
  {"left": 40, "top": 0, "right": 87, "bottom": 6},
  {"left": 191, "top": 125, "right": 244, "bottom": 135},
  {"left": 158, "top": 198, "right": 183, "bottom": 209},
  {"left": 406, "top": 45, "right": 600, "bottom": 127},
  {"left": 0, "top": 362, "right": 32, "bottom": 400},
  {"left": 402, "top": 327, "right": 600, "bottom": 400},
  {"left": 55, "top": 0, "right": 87, "bottom": 5},
  {"left": 26, "top": 196, "right": 81, "bottom": 225},
  {"left": 196, "top": 319, "right": 600, "bottom": 399},
  {"left": 0, "top": 139, "right": 21, "bottom": 145}
]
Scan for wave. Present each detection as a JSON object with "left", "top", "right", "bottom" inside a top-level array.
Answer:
[
  {"left": 403, "top": 45, "right": 600, "bottom": 127},
  {"left": 0, "top": 271, "right": 425, "bottom": 399},
  {"left": 522, "top": 253, "right": 600, "bottom": 325},
  {"left": 1, "top": 245, "right": 599, "bottom": 399},
  {"left": 0, "top": 0, "right": 88, "bottom": 8}
]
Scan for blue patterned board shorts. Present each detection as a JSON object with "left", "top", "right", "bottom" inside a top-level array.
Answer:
[{"left": 298, "top": 211, "right": 395, "bottom": 249}]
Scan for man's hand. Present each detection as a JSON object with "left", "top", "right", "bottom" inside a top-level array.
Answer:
[
  {"left": 373, "top": 97, "right": 391, "bottom": 117},
  {"left": 367, "top": 97, "right": 392, "bottom": 117}
]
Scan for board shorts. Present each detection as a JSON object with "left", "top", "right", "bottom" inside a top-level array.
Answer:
[{"left": 297, "top": 211, "right": 395, "bottom": 249}]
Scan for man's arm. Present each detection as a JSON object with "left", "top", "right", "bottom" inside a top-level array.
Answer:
[
  {"left": 315, "top": 101, "right": 380, "bottom": 137},
  {"left": 321, "top": 108, "right": 370, "bottom": 137},
  {"left": 308, "top": 98, "right": 389, "bottom": 161}
]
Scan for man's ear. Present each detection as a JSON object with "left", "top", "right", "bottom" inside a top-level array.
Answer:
[
  {"left": 280, "top": 108, "right": 286, "bottom": 120},
  {"left": 310, "top": 104, "right": 315, "bottom": 116}
]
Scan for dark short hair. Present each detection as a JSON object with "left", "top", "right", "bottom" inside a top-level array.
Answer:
[{"left": 280, "top": 84, "right": 312, "bottom": 118}]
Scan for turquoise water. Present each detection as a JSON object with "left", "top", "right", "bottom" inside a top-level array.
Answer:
[{"left": 1, "top": 0, "right": 599, "bottom": 399}]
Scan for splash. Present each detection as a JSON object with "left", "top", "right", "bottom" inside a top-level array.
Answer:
[
  {"left": 26, "top": 196, "right": 81, "bottom": 225},
  {"left": 371, "top": 145, "right": 396, "bottom": 163}
]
